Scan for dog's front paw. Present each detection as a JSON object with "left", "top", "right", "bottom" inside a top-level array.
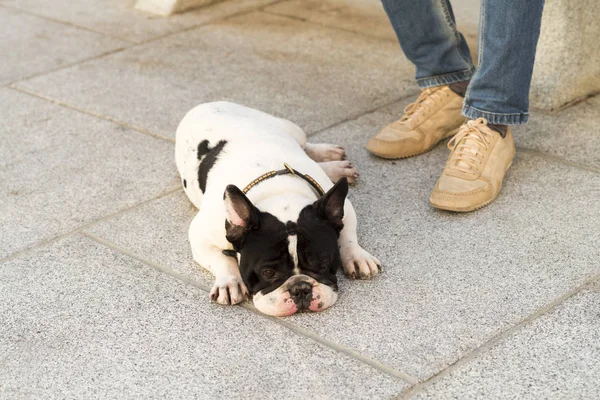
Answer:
[
  {"left": 210, "top": 276, "right": 249, "bottom": 305},
  {"left": 340, "top": 245, "right": 382, "bottom": 280}
]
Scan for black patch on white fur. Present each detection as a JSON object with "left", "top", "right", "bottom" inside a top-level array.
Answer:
[
  {"left": 229, "top": 179, "right": 348, "bottom": 297},
  {"left": 294, "top": 204, "right": 340, "bottom": 291},
  {"left": 238, "top": 211, "right": 294, "bottom": 296},
  {"left": 197, "top": 140, "right": 227, "bottom": 193}
]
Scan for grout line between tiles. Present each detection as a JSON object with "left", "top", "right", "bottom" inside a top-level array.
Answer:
[
  {"left": 398, "top": 273, "right": 600, "bottom": 399},
  {"left": 8, "top": 86, "right": 176, "bottom": 143},
  {"left": 530, "top": 90, "right": 600, "bottom": 115},
  {"left": 0, "top": 0, "right": 285, "bottom": 46},
  {"left": 4, "top": 0, "right": 285, "bottom": 89},
  {"left": 307, "top": 92, "right": 419, "bottom": 138},
  {"left": 127, "top": 0, "right": 286, "bottom": 47},
  {"left": 81, "top": 231, "right": 212, "bottom": 292},
  {"left": 0, "top": 3, "right": 137, "bottom": 43},
  {"left": 517, "top": 147, "right": 600, "bottom": 175},
  {"left": 3, "top": 2, "right": 288, "bottom": 145},
  {"left": 261, "top": 9, "right": 401, "bottom": 43},
  {"left": 81, "top": 231, "right": 419, "bottom": 386},
  {"left": 258, "top": 312, "right": 420, "bottom": 385},
  {"left": 6, "top": 47, "right": 131, "bottom": 87},
  {"left": 0, "top": 187, "right": 181, "bottom": 265}
]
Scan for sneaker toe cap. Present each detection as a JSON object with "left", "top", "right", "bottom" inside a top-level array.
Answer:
[
  {"left": 366, "top": 126, "right": 422, "bottom": 158},
  {"left": 430, "top": 175, "right": 492, "bottom": 212}
]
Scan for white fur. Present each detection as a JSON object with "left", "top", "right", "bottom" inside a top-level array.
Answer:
[
  {"left": 287, "top": 235, "right": 300, "bottom": 275},
  {"left": 175, "top": 101, "right": 380, "bottom": 313}
]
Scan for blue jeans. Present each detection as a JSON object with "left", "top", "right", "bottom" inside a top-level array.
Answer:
[{"left": 381, "top": 0, "right": 545, "bottom": 124}]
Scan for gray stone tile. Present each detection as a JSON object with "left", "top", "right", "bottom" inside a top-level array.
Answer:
[
  {"left": 0, "top": 7, "right": 127, "bottom": 85},
  {"left": 15, "top": 11, "right": 416, "bottom": 139},
  {"left": 414, "top": 282, "right": 600, "bottom": 399},
  {"left": 0, "top": 235, "right": 408, "bottom": 399},
  {"left": 86, "top": 191, "right": 212, "bottom": 288},
  {"left": 265, "top": 0, "right": 479, "bottom": 41},
  {"left": 518, "top": 98, "right": 600, "bottom": 169},
  {"left": 0, "top": 88, "right": 179, "bottom": 259},
  {"left": 286, "top": 106, "right": 600, "bottom": 380},
  {"left": 0, "top": 0, "right": 274, "bottom": 44},
  {"left": 265, "top": 0, "right": 397, "bottom": 41}
]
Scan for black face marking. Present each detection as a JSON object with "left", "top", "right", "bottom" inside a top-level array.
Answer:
[
  {"left": 182, "top": 179, "right": 187, "bottom": 188},
  {"left": 197, "top": 140, "right": 227, "bottom": 193},
  {"left": 237, "top": 212, "right": 295, "bottom": 296},
  {"left": 235, "top": 203, "right": 342, "bottom": 296},
  {"left": 295, "top": 204, "right": 341, "bottom": 289},
  {"left": 229, "top": 180, "right": 349, "bottom": 298}
]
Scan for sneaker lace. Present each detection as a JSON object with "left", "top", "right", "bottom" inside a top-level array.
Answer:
[
  {"left": 446, "top": 118, "right": 494, "bottom": 175},
  {"left": 400, "top": 87, "right": 447, "bottom": 122}
]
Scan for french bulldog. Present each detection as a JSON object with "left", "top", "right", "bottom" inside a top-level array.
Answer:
[{"left": 175, "top": 101, "right": 381, "bottom": 316}]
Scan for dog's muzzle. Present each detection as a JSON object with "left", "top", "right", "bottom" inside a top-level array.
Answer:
[{"left": 252, "top": 275, "right": 338, "bottom": 317}]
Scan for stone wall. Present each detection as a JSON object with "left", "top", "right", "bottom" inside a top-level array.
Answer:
[
  {"left": 135, "top": 0, "right": 221, "bottom": 16},
  {"left": 530, "top": 0, "right": 600, "bottom": 111}
]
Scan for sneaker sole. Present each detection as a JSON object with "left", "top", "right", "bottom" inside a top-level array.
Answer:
[
  {"left": 430, "top": 161, "right": 513, "bottom": 213},
  {"left": 368, "top": 126, "right": 462, "bottom": 160}
]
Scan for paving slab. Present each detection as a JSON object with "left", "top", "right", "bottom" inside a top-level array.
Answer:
[
  {"left": 414, "top": 281, "right": 600, "bottom": 399},
  {"left": 0, "top": 235, "right": 408, "bottom": 399},
  {"left": 290, "top": 103, "right": 600, "bottom": 380},
  {"left": 0, "top": 88, "right": 179, "bottom": 259},
  {"left": 265, "top": 0, "right": 480, "bottom": 42},
  {"left": 0, "top": 7, "right": 127, "bottom": 85},
  {"left": 15, "top": 11, "right": 416, "bottom": 139},
  {"left": 86, "top": 191, "right": 211, "bottom": 287},
  {"left": 0, "top": 0, "right": 275, "bottom": 44},
  {"left": 518, "top": 98, "right": 600, "bottom": 169}
]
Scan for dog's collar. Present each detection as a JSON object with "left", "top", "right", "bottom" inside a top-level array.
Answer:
[{"left": 242, "top": 163, "right": 325, "bottom": 197}]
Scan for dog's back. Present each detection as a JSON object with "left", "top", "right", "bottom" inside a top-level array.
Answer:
[{"left": 175, "top": 101, "right": 328, "bottom": 210}]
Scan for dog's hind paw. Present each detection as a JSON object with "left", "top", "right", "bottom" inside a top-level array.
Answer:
[
  {"left": 319, "top": 160, "right": 359, "bottom": 184},
  {"left": 305, "top": 142, "right": 346, "bottom": 162}
]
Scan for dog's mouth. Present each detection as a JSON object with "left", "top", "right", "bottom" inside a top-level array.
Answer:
[{"left": 252, "top": 275, "right": 338, "bottom": 317}]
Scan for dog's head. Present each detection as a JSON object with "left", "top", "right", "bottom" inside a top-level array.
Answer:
[{"left": 223, "top": 178, "right": 348, "bottom": 316}]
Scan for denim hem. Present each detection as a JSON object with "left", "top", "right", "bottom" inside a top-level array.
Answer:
[
  {"left": 416, "top": 67, "right": 475, "bottom": 89},
  {"left": 462, "top": 104, "right": 529, "bottom": 125}
]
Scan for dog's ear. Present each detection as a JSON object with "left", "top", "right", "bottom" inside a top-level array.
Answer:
[
  {"left": 314, "top": 177, "right": 348, "bottom": 232},
  {"left": 224, "top": 185, "right": 259, "bottom": 249}
]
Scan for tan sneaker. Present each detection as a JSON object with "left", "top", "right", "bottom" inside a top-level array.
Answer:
[
  {"left": 366, "top": 85, "right": 466, "bottom": 159},
  {"left": 430, "top": 118, "right": 516, "bottom": 212}
]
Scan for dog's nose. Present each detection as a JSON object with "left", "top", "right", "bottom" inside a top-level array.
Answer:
[{"left": 289, "top": 281, "right": 313, "bottom": 309}]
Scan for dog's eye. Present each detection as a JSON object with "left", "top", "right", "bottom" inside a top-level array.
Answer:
[{"left": 261, "top": 269, "right": 276, "bottom": 279}]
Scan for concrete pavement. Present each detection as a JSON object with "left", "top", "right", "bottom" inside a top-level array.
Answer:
[{"left": 1, "top": 1, "right": 599, "bottom": 398}]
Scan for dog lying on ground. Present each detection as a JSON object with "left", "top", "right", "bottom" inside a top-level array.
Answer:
[{"left": 175, "top": 102, "right": 381, "bottom": 316}]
